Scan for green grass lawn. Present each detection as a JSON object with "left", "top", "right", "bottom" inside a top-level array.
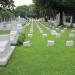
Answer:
[
  {"left": 0, "top": 30, "right": 10, "bottom": 34},
  {"left": 0, "top": 21, "right": 75, "bottom": 75}
]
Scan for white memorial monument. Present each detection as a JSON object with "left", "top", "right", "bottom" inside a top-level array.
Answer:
[
  {"left": 10, "top": 31, "right": 19, "bottom": 45},
  {"left": 69, "top": 33, "right": 75, "bottom": 38},
  {"left": 28, "top": 34, "right": 33, "bottom": 38},
  {"left": 56, "top": 33, "right": 61, "bottom": 38},
  {"left": 56, "top": 28, "right": 59, "bottom": 30},
  {"left": 17, "top": 23, "right": 23, "bottom": 33},
  {"left": 23, "top": 41, "right": 31, "bottom": 47},
  {"left": 40, "top": 30, "right": 43, "bottom": 33},
  {"left": 63, "top": 16, "right": 72, "bottom": 27},
  {"left": 51, "top": 30, "right": 57, "bottom": 35},
  {"left": 66, "top": 41, "right": 74, "bottom": 46},
  {"left": 47, "top": 40, "right": 55, "bottom": 46},
  {"left": 61, "top": 30, "right": 65, "bottom": 33},
  {"left": 42, "top": 34, "right": 48, "bottom": 38},
  {"left": 0, "top": 35, "right": 15, "bottom": 65},
  {"left": 71, "top": 30, "right": 75, "bottom": 33}
]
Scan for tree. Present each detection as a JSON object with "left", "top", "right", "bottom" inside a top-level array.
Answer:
[
  {"left": 33, "top": 0, "right": 75, "bottom": 25},
  {"left": 15, "top": 5, "right": 29, "bottom": 18},
  {"left": 33, "top": 0, "right": 56, "bottom": 21},
  {"left": 0, "top": 7, "right": 15, "bottom": 21},
  {"left": 28, "top": 4, "right": 39, "bottom": 17},
  {"left": 15, "top": 4, "right": 39, "bottom": 18},
  {"left": 0, "top": 0, "right": 15, "bottom": 21},
  {"left": 0, "top": 0, "right": 14, "bottom": 10}
]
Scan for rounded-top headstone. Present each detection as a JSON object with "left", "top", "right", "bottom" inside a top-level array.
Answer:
[
  {"left": 69, "top": 33, "right": 75, "bottom": 38},
  {"left": 23, "top": 41, "right": 31, "bottom": 47},
  {"left": 66, "top": 41, "right": 74, "bottom": 46},
  {"left": 47, "top": 40, "right": 55, "bottom": 46},
  {"left": 51, "top": 30, "right": 57, "bottom": 35},
  {"left": 42, "top": 34, "right": 48, "bottom": 38}
]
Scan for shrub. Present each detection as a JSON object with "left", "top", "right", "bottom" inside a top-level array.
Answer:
[{"left": 18, "top": 32, "right": 25, "bottom": 45}]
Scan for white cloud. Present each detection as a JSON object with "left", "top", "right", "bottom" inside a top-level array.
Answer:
[{"left": 14, "top": 0, "right": 33, "bottom": 7}]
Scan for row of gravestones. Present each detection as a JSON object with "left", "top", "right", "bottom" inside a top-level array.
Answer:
[
  {"left": 0, "top": 17, "right": 26, "bottom": 31},
  {"left": 0, "top": 35, "right": 15, "bottom": 66},
  {"left": 36, "top": 22, "right": 44, "bottom": 34},
  {"left": 23, "top": 36, "right": 74, "bottom": 47},
  {"left": 10, "top": 19, "right": 25, "bottom": 45},
  {"left": 40, "top": 22, "right": 75, "bottom": 38},
  {"left": 0, "top": 18, "right": 27, "bottom": 66},
  {"left": 23, "top": 19, "right": 34, "bottom": 47},
  {"left": 10, "top": 16, "right": 29, "bottom": 45},
  {"left": 23, "top": 20, "right": 75, "bottom": 48},
  {"left": 28, "top": 20, "right": 33, "bottom": 38},
  {"left": 30, "top": 19, "right": 33, "bottom": 34},
  {"left": 40, "top": 21, "right": 75, "bottom": 47}
]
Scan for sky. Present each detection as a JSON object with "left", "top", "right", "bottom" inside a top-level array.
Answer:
[{"left": 14, "top": 0, "right": 33, "bottom": 7}]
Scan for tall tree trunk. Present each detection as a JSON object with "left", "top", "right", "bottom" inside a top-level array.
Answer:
[
  {"left": 70, "top": 16, "right": 73, "bottom": 28},
  {"left": 59, "top": 9, "right": 64, "bottom": 26}
]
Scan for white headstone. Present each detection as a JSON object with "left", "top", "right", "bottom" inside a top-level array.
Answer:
[
  {"left": 40, "top": 30, "right": 43, "bottom": 33},
  {"left": 17, "top": 23, "right": 23, "bottom": 33},
  {"left": 42, "top": 34, "right": 47, "bottom": 38},
  {"left": 51, "top": 30, "right": 57, "bottom": 35},
  {"left": 56, "top": 28, "right": 59, "bottom": 30},
  {"left": 64, "top": 28, "right": 67, "bottom": 30},
  {"left": 61, "top": 30, "right": 65, "bottom": 33},
  {"left": 47, "top": 28, "right": 50, "bottom": 30},
  {"left": 58, "top": 26, "right": 62, "bottom": 28},
  {"left": 56, "top": 33, "right": 61, "bottom": 38},
  {"left": 71, "top": 30, "right": 75, "bottom": 33},
  {"left": 63, "top": 16, "right": 72, "bottom": 27},
  {"left": 10, "top": 31, "right": 18, "bottom": 44},
  {"left": 73, "top": 24, "right": 75, "bottom": 28},
  {"left": 47, "top": 40, "right": 55, "bottom": 46},
  {"left": 69, "top": 33, "right": 75, "bottom": 38},
  {"left": 23, "top": 41, "right": 31, "bottom": 47},
  {"left": 30, "top": 30, "right": 33, "bottom": 33},
  {"left": 56, "top": 13, "right": 60, "bottom": 25},
  {"left": 28, "top": 34, "right": 33, "bottom": 38},
  {"left": 66, "top": 41, "right": 74, "bottom": 46}
]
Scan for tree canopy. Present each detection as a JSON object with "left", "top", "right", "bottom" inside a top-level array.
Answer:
[
  {"left": 15, "top": 4, "right": 39, "bottom": 18},
  {"left": 33, "top": 0, "right": 75, "bottom": 25},
  {"left": 0, "top": 0, "right": 15, "bottom": 21}
]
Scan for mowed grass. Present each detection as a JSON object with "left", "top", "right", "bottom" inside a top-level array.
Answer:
[
  {"left": 0, "top": 21, "right": 75, "bottom": 75},
  {"left": 0, "top": 30, "right": 10, "bottom": 34}
]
